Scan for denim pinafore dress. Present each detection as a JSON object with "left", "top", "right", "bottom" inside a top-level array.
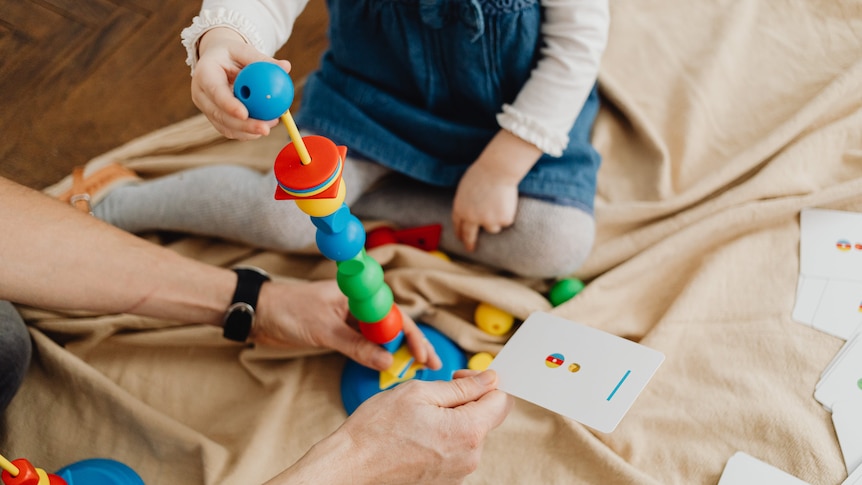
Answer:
[{"left": 295, "top": 0, "right": 601, "bottom": 213}]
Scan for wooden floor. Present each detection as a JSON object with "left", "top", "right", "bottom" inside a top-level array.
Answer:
[{"left": 0, "top": 0, "right": 328, "bottom": 189}]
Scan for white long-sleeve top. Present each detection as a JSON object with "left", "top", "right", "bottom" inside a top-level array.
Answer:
[{"left": 181, "top": 0, "right": 608, "bottom": 156}]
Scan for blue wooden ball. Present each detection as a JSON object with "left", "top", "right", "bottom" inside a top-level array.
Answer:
[
  {"left": 316, "top": 214, "right": 366, "bottom": 262},
  {"left": 233, "top": 62, "right": 295, "bottom": 120}
]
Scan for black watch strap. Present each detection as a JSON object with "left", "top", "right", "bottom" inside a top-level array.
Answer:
[{"left": 223, "top": 267, "right": 271, "bottom": 342}]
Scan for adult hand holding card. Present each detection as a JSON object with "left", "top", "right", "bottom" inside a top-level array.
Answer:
[{"left": 488, "top": 312, "right": 665, "bottom": 433}]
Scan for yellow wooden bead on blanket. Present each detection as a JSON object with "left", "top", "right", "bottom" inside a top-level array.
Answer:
[
  {"left": 474, "top": 302, "right": 514, "bottom": 336},
  {"left": 468, "top": 352, "right": 495, "bottom": 371},
  {"left": 428, "top": 250, "right": 450, "bottom": 261}
]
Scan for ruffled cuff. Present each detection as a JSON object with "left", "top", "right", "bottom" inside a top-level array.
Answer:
[
  {"left": 497, "top": 105, "right": 568, "bottom": 157},
  {"left": 180, "top": 8, "right": 265, "bottom": 75}
]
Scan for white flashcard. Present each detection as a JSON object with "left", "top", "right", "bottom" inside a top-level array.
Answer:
[
  {"left": 717, "top": 452, "right": 810, "bottom": 485},
  {"left": 792, "top": 275, "right": 827, "bottom": 327},
  {"left": 814, "top": 335, "right": 862, "bottom": 412},
  {"left": 800, "top": 208, "right": 862, "bottom": 281},
  {"left": 488, "top": 312, "right": 665, "bottom": 433},
  {"left": 843, "top": 463, "right": 862, "bottom": 485},
  {"left": 822, "top": 331, "right": 862, "bottom": 383},
  {"left": 810, "top": 279, "right": 862, "bottom": 340},
  {"left": 832, "top": 391, "right": 862, "bottom": 475}
]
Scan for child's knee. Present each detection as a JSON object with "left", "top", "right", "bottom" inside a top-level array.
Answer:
[
  {"left": 514, "top": 236, "right": 594, "bottom": 278},
  {"left": 507, "top": 211, "right": 596, "bottom": 278}
]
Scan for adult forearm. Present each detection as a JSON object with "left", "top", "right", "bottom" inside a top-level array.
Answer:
[
  {"left": 263, "top": 430, "right": 362, "bottom": 485},
  {"left": 0, "top": 177, "right": 233, "bottom": 325}
]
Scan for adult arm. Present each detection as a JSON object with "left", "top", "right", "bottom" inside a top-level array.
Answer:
[{"left": 0, "top": 177, "right": 439, "bottom": 371}]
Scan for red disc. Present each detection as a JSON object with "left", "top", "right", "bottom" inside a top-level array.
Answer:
[{"left": 273, "top": 135, "right": 341, "bottom": 195}]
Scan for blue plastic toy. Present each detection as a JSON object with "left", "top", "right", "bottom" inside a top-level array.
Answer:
[
  {"left": 55, "top": 458, "right": 144, "bottom": 485},
  {"left": 340, "top": 323, "right": 466, "bottom": 415}
]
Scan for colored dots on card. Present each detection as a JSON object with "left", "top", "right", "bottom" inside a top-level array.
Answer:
[
  {"left": 857, "top": 378, "right": 862, "bottom": 390},
  {"left": 568, "top": 363, "right": 581, "bottom": 373},
  {"left": 545, "top": 353, "right": 565, "bottom": 368}
]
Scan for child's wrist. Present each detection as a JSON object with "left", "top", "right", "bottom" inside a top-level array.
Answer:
[
  {"left": 474, "top": 130, "right": 542, "bottom": 183},
  {"left": 198, "top": 26, "right": 247, "bottom": 58}
]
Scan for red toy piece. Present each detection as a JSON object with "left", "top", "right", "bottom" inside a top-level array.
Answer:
[
  {"left": 365, "top": 224, "right": 442, "bottom": 252},
  {"left": 1, "top": 458, "right": 67, "bottom": 485},
  {"left": 273, "top": 136, "right": 345, "bottom": 201},
  {"left": 365, "top": 227, "right": 399, "bottom": 250},
  {"left": 358, "top": 305, "right": 403, "bottom": 344},
  {"left": 393, "top": 224, "right": 442, "bottom": 251}
]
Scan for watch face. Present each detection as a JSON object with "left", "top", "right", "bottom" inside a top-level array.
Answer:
[{"left": 223, "top": 303, "right": 254, "bottom": 342}]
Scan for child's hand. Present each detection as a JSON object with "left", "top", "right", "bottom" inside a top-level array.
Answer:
[
  {"left": 452, "top": 163, "right": 519, "bottom": 252},
  {"left": 192, "top": 27, "right": 292, "bottom": 140},
  {"left": 452, "top": 130, "right": 542, "bottom": 251}
]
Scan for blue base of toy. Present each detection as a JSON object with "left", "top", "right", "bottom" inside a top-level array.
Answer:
[
  {"left": 340, "top": 323, "right": 466, "bottom": 415},
  {"left": 55, "top": 458, "right": 144, "bottom": 485}
]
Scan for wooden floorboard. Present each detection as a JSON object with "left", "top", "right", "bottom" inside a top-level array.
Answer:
[{"left": 0, "top": 0, "right": 328, "bottom": 189}]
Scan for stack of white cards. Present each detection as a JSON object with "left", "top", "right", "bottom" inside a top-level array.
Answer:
[
  {"left": 719, "top": 208, "right": 862, "bottom": 484},
  {"left": 816, "top": 329, "right": 862, "bottom": 479},
  {"left": 793, "top": 208, "right": 862, "bottom": 339},
  {"left": 716, "top": 329, "right": 862, "bottom": 484},
  {"left": 791, "top": 208, "right": 862, "bottom": 479}
]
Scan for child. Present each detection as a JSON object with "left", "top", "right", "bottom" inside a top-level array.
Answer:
[{"left": 84, "top": 0, "right": 608, "bottom": 278}]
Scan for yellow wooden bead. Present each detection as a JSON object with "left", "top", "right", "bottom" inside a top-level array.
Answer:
[
  {"left": 474, "top": 302, "right": 514, "bottom": 336},
  {"left": 295, "top": 180, "right": 347, "bottom": 217},
  {"left": 468, "top": 352, "right": 495, "bottom": 371},
  {"left": 428, "top": 250, "right": 450, "bottom": 261}
]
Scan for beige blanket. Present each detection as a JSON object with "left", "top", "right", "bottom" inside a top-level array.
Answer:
[{"left": 5, "top": 1, "right": 862, "bottom": 483}]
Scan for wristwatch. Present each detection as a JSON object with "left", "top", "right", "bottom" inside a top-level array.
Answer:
[{"left": 223, "top": 267, "right": 271, "bottom": 342}]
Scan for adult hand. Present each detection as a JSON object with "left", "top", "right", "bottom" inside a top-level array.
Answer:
[
  {"left": 253, "top": 279, "right": 441, "bottom": 372},
  {"left": 192, "top": 27, "right": 292, "bottom": 140},
  {"left": 268, "top": 370, "right": 513, "bottom": 484}
]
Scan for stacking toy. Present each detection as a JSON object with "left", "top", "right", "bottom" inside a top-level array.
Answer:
[{"left": 234, "top": 62, "right": 464, "bottom": 413}]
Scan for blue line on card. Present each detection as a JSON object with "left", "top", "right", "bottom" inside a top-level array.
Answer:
[{"left": 607, "top": 370, "right": 631, "bottom": 401}]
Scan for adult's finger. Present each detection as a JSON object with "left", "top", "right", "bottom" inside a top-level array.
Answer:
[
  {"left": 399, "top": 308, "right": 442, "bottom": 370},
  {"left": 324, "top": 322, "right": 394, "bottom": 371},
  {"left": 424, "top": 370, "right": 499, "bottom": 408},
  {"left": 454, "top": 388, "right": 513, "bottom": 432}
]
